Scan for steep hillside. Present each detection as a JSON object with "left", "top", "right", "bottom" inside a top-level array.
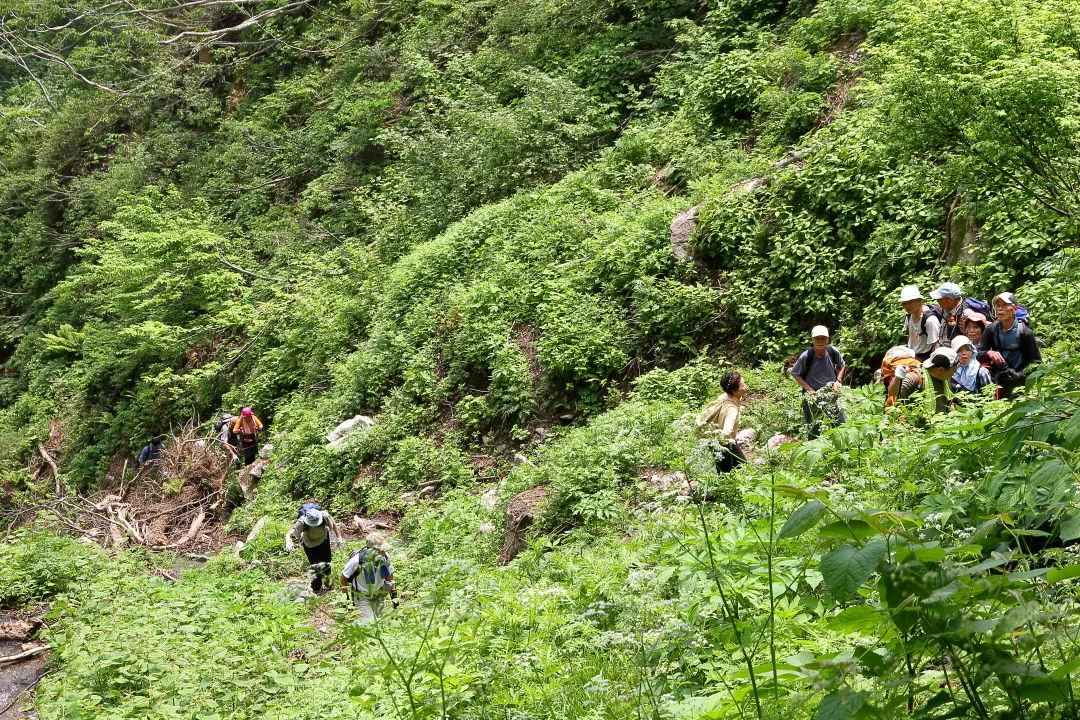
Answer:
[{"left": 1, "top": 0, "right": 1080, "bottom": 718}]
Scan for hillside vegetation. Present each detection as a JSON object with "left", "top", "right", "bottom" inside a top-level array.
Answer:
[{"left": 1, "top": 0, "right": 1080, "bottom": 718}]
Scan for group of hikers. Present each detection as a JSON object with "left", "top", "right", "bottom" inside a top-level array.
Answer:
[
  {"left": 130, "top": 281, "right": 1043, "bottom": 608},
  {"left": 137, "top": 407, "right": 266, "bottom": 472},
  {"left": 698, "top": 282, "right": 1041, "bottom": 472},
  {"left": 286, "top": 500, "right": 397, "bottom": 621},
  {"left": 138, "top": 414, "right": 396, "bottom": 621}
]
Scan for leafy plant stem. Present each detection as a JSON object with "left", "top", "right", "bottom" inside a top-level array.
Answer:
[{"left": 693, "top": 484, "right": 763, "bottom": 720}]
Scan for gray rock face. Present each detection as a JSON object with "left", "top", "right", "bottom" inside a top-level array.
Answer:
[{"left": 670, "top": 202, "right": 705, "bottom": 260}]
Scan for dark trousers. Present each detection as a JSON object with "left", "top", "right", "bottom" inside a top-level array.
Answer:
[
  {"left": 715, "top": 442, "right": 747, "bottom": 473},
  {"left": 801, "top": 396, "right": 848, "bottom": 440},
  {"left": 303, "top": 539, "right": 332, "bottom": 592},
  {"left": 929, "top": 376, "right": 950, "bottom": 414},
  {"left": 239, "top": 438, "right": 258, "bottom": 465}
]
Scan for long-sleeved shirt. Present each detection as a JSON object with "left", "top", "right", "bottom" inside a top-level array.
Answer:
[
  {"left": 979, "top": 320, "right": 1040, "bottom": 371},
  {"left": 695, "top": 394, "right": 741, "bottom": 442},
  {"left": 286, "top": 511, "right": 340, "bottom": 549}
]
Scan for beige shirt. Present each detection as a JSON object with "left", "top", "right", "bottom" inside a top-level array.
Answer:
[
  {"left": 287, "top": 511, "right": 340, "bottom": 549},
  {"left": 695, "top": 394, "right": 741, "bottom": 441}
]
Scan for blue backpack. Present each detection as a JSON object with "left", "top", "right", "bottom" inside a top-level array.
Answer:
[{"left": 963, "top": 297, "right": 992, "bottom": 317}]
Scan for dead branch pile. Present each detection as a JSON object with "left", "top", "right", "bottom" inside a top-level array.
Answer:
[{"left": 13, "top": 424, "right": 235, "bottom": 553}]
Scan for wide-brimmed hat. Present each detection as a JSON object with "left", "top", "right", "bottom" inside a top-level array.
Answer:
[
  {"left": 899, "top": 286, "right": 923, "bottom": 302},
  {"left": 951, "top": 335, "right": 976, "bottom": 353},
  {"left": 364, "top": 533, "right": 391, "bottom": 552}
]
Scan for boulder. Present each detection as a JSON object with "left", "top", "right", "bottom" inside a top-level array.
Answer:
[
  {"left": 670, "top": 202, "right": 705, "bottom": 260},
  {"left": 326, "top": 415, "right": 375, "bottom": 449},
  {"left": 766, "top": 434, "right": 797, "bottom": 451}
]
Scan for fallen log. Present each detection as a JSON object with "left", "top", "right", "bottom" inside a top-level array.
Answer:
[
  {"left": 37, "top": 443, "right": 62, "bottom": 496},
  {"left": 151, "top": 506, "right": 206, "bottom": 550},
  {"left": 0, "top": 645, "right": 52, "bottom": 664}
]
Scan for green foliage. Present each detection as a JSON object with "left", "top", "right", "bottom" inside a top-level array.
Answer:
[{"left": 0, "top": 529, "right": 102, "bottom": 607}]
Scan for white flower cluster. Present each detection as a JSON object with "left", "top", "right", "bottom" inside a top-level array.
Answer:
[{"left": 624, "top": 568, "right": 654, "bottom": 592}]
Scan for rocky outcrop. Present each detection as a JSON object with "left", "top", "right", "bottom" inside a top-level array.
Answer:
[{"left": 500, "top": 484, "right": 548, "bottom": 564}]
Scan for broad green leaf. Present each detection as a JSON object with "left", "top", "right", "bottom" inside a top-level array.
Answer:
[
  {"left": 818, "top": 520, "right": 877, "bottom": 541},
  {"left": 1047, "top": 564, "right": 1080, "bottom": 584},
  {"left": 815, "top": 689, "right": 867, "bottom": 720},
  {"left": 1017, "top": 677, "right": 1070, "bottom": 702},
  {"left": 779, "top": 500, "right": 828, "bottom": 539},
  {"left": 826, "top": 605, "right": 884, "bottom": 634},
  {"left": 1059, "top": 514, "right": 1080, "bottom": 542},
  {"left": 1050, "top": 655, "right": 1080, "bottom": 681},
  {"left": 821, "top": 540, "right": 887, "bottom": 602}
]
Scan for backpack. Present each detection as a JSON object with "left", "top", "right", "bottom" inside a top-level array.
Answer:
[
  {"left": 963, "top": 297, "right": 992, "bottom": 317},
  {"left": 344, "top": 548, "right": 390, "bottom": 589},
  {"left": 297, "top": 501, "right": 322, "bottom": 519},
  {"left": 1015, "top": 305, "right": 1030, "bottom": 325},
  {"left": 918, "top": 305, "right": 944, "bottom": 336},
  {"left": 798, "top": 345, "right": 842, "bottom": 382}
]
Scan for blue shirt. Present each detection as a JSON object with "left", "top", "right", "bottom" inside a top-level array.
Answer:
[
  {"left": 790, "top": 347, "right": 845, "bottom": 391},
  {"left": 994, "top": 322, "right": 1024, "bottom": 370},
  {"left": 952, "top": 358, "right": 990, "bottom": 393}
]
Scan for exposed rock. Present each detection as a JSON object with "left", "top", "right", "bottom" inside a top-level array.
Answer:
[
  {"left": 478, "top": 522, "right": 496, "bottom": 534},
  {"left": 0, "top": 620, "right": 39, "bottom": 642},
  {"left": 646, "top": 471, "right": 686, "bottom": 491},
  {"left": 731, "top": 149, "right": 811, "bottom": 194},
  {"left": 736, "top": 428, "right": 757, "bottom": 448},
  {"left": 326, "top": 415, "right": 374, "bottom": 450},
  {"left": 766, "top": 434, "right": 797, "bottom": 451},
  {"left": 670, "top": 202, "right": 705, "bottom": 260},
  {"left": 500, "top": 484, "right": 548, "bottom": 564}
]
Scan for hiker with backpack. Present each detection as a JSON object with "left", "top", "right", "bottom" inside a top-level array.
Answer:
[
  {"left": 138, "top": 436, "right": 165, "bottom": 470},
  {"left": 960, "top": 309, "right": 990, "bottom": 346},
  {"left": 900, "top": 286, "right": 941, "bottom": 362},
  {"left": 213, "top": 412, "right": 239, "bottom": 464},
  {"left": 340, "top": 533, "right": 397, "bottom": 622},
  {"left": 923, "top": 346, "right": 959, "bottom": 414},
  {"left": 285, "top": 500, "right": 344, "bottom": 593},
  {"left": 230, "top": 407, "right": 264, "bottom": 466},
  {"left": 979, "top": 292, "right": 1041, "bottom": 398},
  {"left": 930, "top": 282, "right": 992, "bottom": 344},
  {"left": 789, "top": 325, "right": 846, "bottom": 439},
  {"left": 695, "top": 371, "right": 749, "bottom": 473},
  {"left": 881, "top": 345, "right": 925, "bottom": 409}
]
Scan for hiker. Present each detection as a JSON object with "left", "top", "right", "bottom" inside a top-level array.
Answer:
[
  {"left": 979, "top": 292, "right": 1041, "bottom": 398},
  {"left": 949, "top": 335, "right": 991, "bottom": 399},
  {"left": 900, "top": 285, "right": 941, "bottom": 361},
  {"left": 923, "top": 347, "right": 959, "bottom": 414},
  {"left": 789, "top": 325, "right": 846, "bottom": 439},
  {"left": 930, "top": 282, "right": 992, "bottom": 344},
  {"left": 960, "top": 309, "right": 989, "bottom": 346},
  {"left": 138, "top": 436, "right": 165, "bottom": 469},
  {"left": 696, "top": 371, "right": 748, "bottom": 472},
  {"left": 285, "top": 500, "right": 343, "bottom": 593},
  {"left": 213, "top": 412, "right": 242, "bottom": 466},
  {"left": 881, "top": 345, "right": 924, "bottom": 409},
  {"left": 341, "top": 533, "right": 397, "bottom": 622},
  {"left": 230, "top": 407, "right": 264, "bottom": 465}
]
